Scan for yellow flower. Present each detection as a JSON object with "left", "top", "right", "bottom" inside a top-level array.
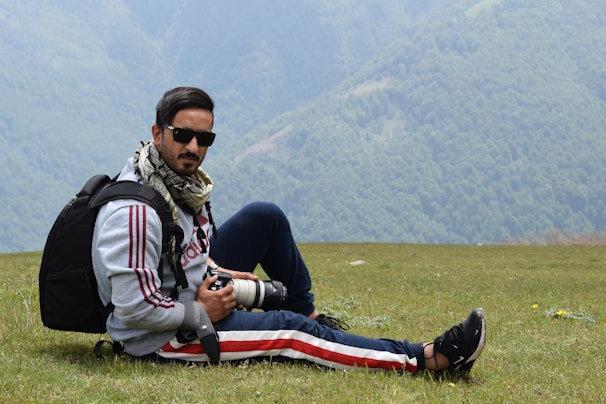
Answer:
[
  {"left": 531, "top": 304, "right": 538, "bottom": 309},
  {"left": 556, "top": 310, "right": 568, "bottom": 317}
]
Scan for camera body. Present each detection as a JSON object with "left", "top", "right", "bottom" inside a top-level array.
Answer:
[
  {"left": 207, "top": 270, "right": 233, "bottom": 291},
  {"left": 205, "top": 269, "right": 288, "bottom": 311}
]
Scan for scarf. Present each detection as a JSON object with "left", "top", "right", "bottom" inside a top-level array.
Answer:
[
  {"left": 133, "top": 141, "right": 214, "bottom": 215},
  {"left": 133, "top": 141, "right": 217, "bottom": 275}
]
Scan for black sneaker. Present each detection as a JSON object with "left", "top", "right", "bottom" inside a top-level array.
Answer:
[
  {"left": 433, "top": 308, "right": 486, "bottom": 371},
  {"left": 315, "top": 314, "right": 350, "bottom": 331}
]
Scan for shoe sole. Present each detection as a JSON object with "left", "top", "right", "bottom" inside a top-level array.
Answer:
[{"left": 457, "top": 308, "right": 486, "bottom": 371}]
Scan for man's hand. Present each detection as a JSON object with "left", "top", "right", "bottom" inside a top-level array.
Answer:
[{"left": 196, "top": 274, "right": 237, "bottom": 322}]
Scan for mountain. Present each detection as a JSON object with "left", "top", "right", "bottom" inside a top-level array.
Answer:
[
  {"left": 1, "top": 0, "right": 605, "bottom": 252},
  {"left": 214, "top": 0, "right": 606, "bottom": 244}
]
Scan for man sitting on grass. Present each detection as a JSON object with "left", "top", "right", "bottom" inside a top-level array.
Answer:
[{"left": 92, "top": 86, "right": 486, "bottom": 372}]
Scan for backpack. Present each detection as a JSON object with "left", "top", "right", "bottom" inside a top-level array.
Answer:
[{"left": 39, "top": 174, "right": 187, "bottom": 337}]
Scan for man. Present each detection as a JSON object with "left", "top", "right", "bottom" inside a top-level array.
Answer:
[{"left": 92, "top": 86, "right": 486, "bottom": 372}]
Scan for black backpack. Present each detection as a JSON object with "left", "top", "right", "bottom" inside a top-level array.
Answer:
[{"left": 39, "top": 174, "right": 187, "bottom": 336}]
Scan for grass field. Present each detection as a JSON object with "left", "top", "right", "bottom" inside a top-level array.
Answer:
[{"left": 1, "top": 244, "right": 604, "bottom": 402}]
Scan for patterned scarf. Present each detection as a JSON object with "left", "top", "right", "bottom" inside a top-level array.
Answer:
[
  {"left": 133, "top": 141, "right": 215, "bottom": 270},
  {"left": 133, "top": 141, "right": 213, "bottom": 215}
]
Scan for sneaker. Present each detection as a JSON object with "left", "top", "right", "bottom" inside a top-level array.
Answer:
[
  {"left": 315, "top": 314, "right": 350, "bottom": 331},
  {"left": 433, "top": 308, "right": 486, "bottom": 371}
]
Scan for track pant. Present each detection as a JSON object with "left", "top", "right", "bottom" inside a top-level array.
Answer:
[{"left": 156, "top": 309, "right": 424, "bottom": 372}]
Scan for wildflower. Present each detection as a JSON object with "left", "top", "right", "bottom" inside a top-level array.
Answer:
[
  {"left": 531, "top": 304, "right": 538, "bottom": 309},
  {"left": 545, "top": 308, "right": 596, "bottom": 322}
]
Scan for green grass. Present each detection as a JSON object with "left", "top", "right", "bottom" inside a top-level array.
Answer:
[{"left": 1, "top": 244, "right": 604, "bottom": 403}]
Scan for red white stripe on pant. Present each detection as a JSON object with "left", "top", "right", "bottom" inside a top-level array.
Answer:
[{"left": 158, "top": 329, "right": 418, "bottom": 372}]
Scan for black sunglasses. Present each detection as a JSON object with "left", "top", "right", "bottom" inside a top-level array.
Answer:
[{"left": 166, "top": 125, "right": 216, "bottom": 147}]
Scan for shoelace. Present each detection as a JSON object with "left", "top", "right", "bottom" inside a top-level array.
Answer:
[
  {"left": 315, "top": 314, "right": 350, "bottom": 331},
  {"left": 423, "top": 342, "right": 440, "bottom": 370}
]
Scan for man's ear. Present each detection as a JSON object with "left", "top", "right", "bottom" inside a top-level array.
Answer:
[{"left": 151, "top": 124, "right": 162, "bottom": 146}]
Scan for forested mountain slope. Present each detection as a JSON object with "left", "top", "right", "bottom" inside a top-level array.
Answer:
[
  {"left": 1, "top": 0, "right": 604, "bottom": 251},
  {"left": 212, "top": 0, "right": 606, "bottom": 244}
]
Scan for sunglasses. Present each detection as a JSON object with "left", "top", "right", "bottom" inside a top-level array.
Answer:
[{"left": 166, "top": 125, "right": 216, "bottom": 147}]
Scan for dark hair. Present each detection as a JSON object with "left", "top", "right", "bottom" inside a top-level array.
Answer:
[{"left": 155, "top": 87, "right": 215, "bottom": 128}]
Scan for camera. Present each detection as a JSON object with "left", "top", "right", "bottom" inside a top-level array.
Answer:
[{"left": 205, "top": 269, "right": 288, "bottom": 311}]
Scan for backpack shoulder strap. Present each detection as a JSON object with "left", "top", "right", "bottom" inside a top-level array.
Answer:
[
  {"left": 90, "top": 180, "right": 182, "bottom": 245},
  {"left": 90, "top": 181, "right": 171, "bottom": 223},
  {"left": 89, "top": 181, "right": 187, "bottom": 289}
]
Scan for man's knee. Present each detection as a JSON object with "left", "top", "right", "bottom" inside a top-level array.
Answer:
[{"left": 242, "top": 201, "right": 287, "bottom": 223}]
